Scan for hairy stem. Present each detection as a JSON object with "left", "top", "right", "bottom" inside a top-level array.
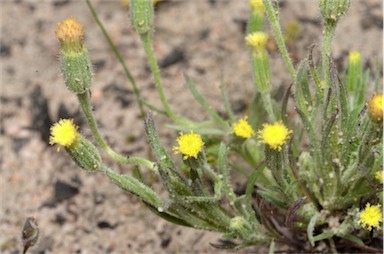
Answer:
[
  {"left": 140, "top": 33, "right": 178, "bottom": 121},
  {"left": 321, "top": 24, "right": 336, "bottom": 94},
  {"left": 263, "top": 0, "right": 296, "bottom": 83},
  {"left": 77, "top": 92, "right": 155, "bottom": 171}
]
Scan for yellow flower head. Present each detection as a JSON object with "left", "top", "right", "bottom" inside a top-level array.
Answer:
[
  {"left": 173, "top": 131, "right": 204, "bottom": 160},
  {"left": 49, "top": 119, "right": 79, "bottom": 151},
  {"left": 55, "top": 18, "right": 84, "bottom": 52},
  {"left": 358, "top": 203, "right": 382, "bottom": 231},
  {"left": 249, "top": 0, "right": 265, "bottom": 13},
  {"left": 349, "top": 51, "right": 361, "bottom": 64},
  {"left": 375, "top": 171, "right": 383, "bottom": 183},
  {"left": 245, "top": 32, "right": 269, "bottom": 52},
  {"left": 232, "top": 117, "right": 255, "bottom": 139},
  {"left": 367, "top": 94, "right": 383, "bottom": 123},
  {"left": 258, "top": 121, "right": 292, "bottom": 151}
]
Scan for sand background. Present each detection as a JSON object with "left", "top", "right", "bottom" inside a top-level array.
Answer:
[{"left": 1, "top": 0, "right": 382, "bottom": 253}]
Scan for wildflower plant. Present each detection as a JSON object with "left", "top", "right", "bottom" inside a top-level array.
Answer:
[{"left": 49, "top": 0, "right": 383, "bottom": 252}]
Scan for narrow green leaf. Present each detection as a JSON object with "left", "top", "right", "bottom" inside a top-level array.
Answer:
[
  {"left": 218, "top": 143, "right": 229, "bottom": 179},
  {"left": 249, "top": 91, "right": 267, "bottom": 128},
  {"left": 166, "top": 124, "right": 226, "bottom": 135},
  {"left": 258, "top": 189, "right": 287, "bottom": 209},
  {"left": 219, "top": 77, "right": 235, "bottom": 123},
  {"left": 308, "top": 44, "right": 323, "bottom": 100},
  {"left": 144, "top": 202, "right": 193, "bottom": 228},
  {"left": 295, "top": 107, "right": 321, "bottom": 173},
  {"left": 307, "top": 213, "right": 319, "bottom": 247},
  {"left": 101, "top": 166, "right": 163, "bottom": 208},
  {"left": 340, "top": 234, "right": 364, "bottom": 246},
  {"left": 295, "top": 60, "right": 312, "bottom": 114},
  {"left": 340, "top": 107, "right": 361, "bottom": 165},
  {"left": 218, "top": 142, "right": 241, "bottom": 209},
  {"left": 312, "top": 230, "right": 335, "bottom": 243},
  {"left": 85, "top": 0, "right": 145, "bottom": 118},
  {"left": 329, "top": 57, "right": 348, "bottom": 127},
  {"left": 281, "top": 83, "right": 292, "bottom": 124},
  {"left": 245, "top": 161, "right": 265, "bottom": 225},
  {"left": 144, "top": 113, "right": 175, "bottom": 171},
  {"left": 141, "top": 100, "right": 167, "bottom": 115},
  {"left": 307, "top": 52, "right": 323, "bottom": 121},
  {"left": 321, "top": 109, "right": 338, "bottom": 152},
  {"left": 268, "top": 239, "right": 275, "bottom": 254},
  {"left": 185, "top": 75, "right": 228, "bottom": 128}
]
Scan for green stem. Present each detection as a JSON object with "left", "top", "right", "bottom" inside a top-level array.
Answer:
[
  {"left": 85, "top": 0, "right": 145, "bottom": 119},
  {"left": 140, "top": 33, "right": 178, "bottom": 121},
  {"left": 263, "top": 0, "right": 296, "bottom": 83},
  {"left": 77, "top": 92, "right": 155, "bottom": 171},
  {"left": 322, "top": 24, "right": 336, "bottom": 94},
  {"left": 252, "top": 52, "right": 276, "bottom": 121},
  {"left": 266, "top": 147, "right": 298, "bottom": 203},
  {"left": 219, "top": 76, "right": 236, "bottom": 123},
  {"left": 328, "top": 237, "right": 337, "bottom": 254},
  {"left": 266, "top": 148, "right": 288, "bottom": 190},
  {"left": 261, "top": 91, "right": 276, "bottom": 122}
]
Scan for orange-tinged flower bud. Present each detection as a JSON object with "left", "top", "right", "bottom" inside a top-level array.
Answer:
[{"left": 55, "top": 18, "right": 84, "bottom": 53}]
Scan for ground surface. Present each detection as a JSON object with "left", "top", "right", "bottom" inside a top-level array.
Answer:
[{"left": 1, "top": 0, "right": 383, "bottom": 253}]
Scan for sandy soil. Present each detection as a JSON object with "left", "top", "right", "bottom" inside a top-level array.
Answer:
[{"left": 1, "top": 0, "right": 382, "bottom": 253}]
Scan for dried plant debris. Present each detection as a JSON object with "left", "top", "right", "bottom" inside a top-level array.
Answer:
[{"left": 22, "top": 217, "right": 39, "bottom": 254}]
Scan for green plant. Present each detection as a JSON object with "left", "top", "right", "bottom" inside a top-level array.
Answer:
[{"left": 49, "top": 0, "right": 382, "bottom": 251}]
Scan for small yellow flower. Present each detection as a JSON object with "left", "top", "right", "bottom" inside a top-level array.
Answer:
[
  {"left": 367, "top": 94, "right": 383, "bottom": 123},
  {"left": 358, "top": 203, "right": 382, "bottom": 231},
  {"left": 55, "top": 18, "right": 84, "bottom": 52},
  {"left": 49, "top": 119, "right": 79, "bottom": 151},
  {"left": 245, "top": 32, "right": 269, "bottom": 52},
  {"left": 232, "top": 117, "right": 255, "bottom": 139},
  {"left": 349, "top": 52, "right": 361, "bottom": 64},
  {"left": 258, "top": 121, "right": 292, "bottom": 151},
  {"left": 173, "top": 131, "right": 204, "bottom": 160},
  {"left": 249, "top": 0, "right": 265, "bottom": 13},
  {"left": 375, "top": 171, "right": 383, "bottom": 183}
]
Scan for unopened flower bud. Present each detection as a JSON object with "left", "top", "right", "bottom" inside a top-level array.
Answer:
[
  {"left": 55, "top": 18, "right": 84, "bottom": 53},
  {"left": 55, "top": 18, "right": 93, "bottom": 94},
  {"left": 320, "top": 0, "right": 350, "bottom": 26},
  {"left": 130, "top": 0, "right": 154, "bottom": 34},
  {"left": 67, "top": 136, "right": 102, "bottom": 172}
]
